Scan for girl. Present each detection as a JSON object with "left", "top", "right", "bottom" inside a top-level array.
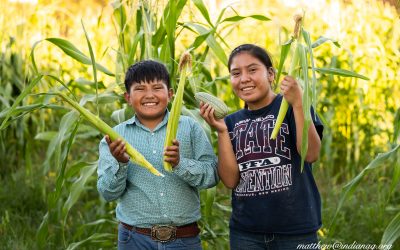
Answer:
[{"left": 200, "top": 44, "right": 323, "bottom": 250}]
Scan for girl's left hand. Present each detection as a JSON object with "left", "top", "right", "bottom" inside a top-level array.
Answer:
[{"left": 280, "top": 76, "right": 303, "bottom": 108}]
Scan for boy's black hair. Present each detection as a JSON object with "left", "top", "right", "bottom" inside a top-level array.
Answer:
[
  {"left": 228, "top": 44, "right": 274, "bottom": 72},
  {"left": 124, "top": 60, "right": 170, "bottom": 92}
]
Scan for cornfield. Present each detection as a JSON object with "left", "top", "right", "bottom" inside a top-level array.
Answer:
[{"left": 0, "top": 0, "right": 399, "bottom": 249}]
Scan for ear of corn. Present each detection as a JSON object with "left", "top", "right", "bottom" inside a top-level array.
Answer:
[
  {"left": 57, "top": 91, "right": 164, "bottom": 177},
  {"left": 271, "top": 14, "right": 303, "bottom": 140},
  {"left": 194, "top": 92, "right": 229, "bottom": 119},
  {"left": 163, "top": 51, "right": 192, "bottom": 172},
  {"left": 271, "top": 43, "right": 301, "bottom": 139}
]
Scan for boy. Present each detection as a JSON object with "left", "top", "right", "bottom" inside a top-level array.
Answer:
[{"left": 97, "top": 60, "right": 218, "bottom": 250}]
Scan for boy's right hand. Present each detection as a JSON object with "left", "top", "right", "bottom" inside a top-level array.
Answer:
[
  {"left": 199, "top": 102, "right": 228, "bottom": 134},
  {"left": 105, "top": 135, "right": 130, "bottom": 163}
]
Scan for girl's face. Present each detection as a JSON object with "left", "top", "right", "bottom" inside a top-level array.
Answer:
[{"left": 229, "top": 52, "right": 276, "bottom": 110}]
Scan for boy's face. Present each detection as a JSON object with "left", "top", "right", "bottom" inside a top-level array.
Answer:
[{"left": 125, "top": 80, "right": 173, "bottom": 123}]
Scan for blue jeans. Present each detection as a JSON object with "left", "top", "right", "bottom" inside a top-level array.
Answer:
[
  {"left": 118, "top": 223, "right": 202, "bottom": 250},
  {"left": 230, "top": 227, "right": 318, "bottom": 250}
]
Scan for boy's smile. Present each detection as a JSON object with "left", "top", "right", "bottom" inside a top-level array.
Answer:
[{"left": 125, "top": 79, "right": 173, "bottom": 129}]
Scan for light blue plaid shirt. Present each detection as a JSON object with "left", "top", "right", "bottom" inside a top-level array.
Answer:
[{"left": 97, "top": 111, "right": 218, "bottom": 227}]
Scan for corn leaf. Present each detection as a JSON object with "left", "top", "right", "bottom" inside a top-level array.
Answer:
[
  {"left": 222, "top": 14, "right": 270, "bottom": 22},
  {"left": 43, "top": 111, "right": 80, "bottom": 175},
  {"left": 302, "top": 28, "right": 318, "bottom": 118},
  {"left": 65, "top": 161, "right": 95, "bottom": 179},
  {"left": 62, "top": 163, "right": 97, "bottom": 219},
  {"left": 330, "top": 145, "right": 400, "bottom": 229},
  {"left": 276, "top": 37, "right": 294, "bottom": 85},
  {"left": 299, "top": 44, "right": 311, "bottom": 171},
  {"left": 45, "top": 38, "right": 114, "bottom": 76},
  {"left": 81, "top": 20, "right": 99, "bottom": 116},
  {"left": 0, "top": 75, "right": 43, "bottom": 130},
  {"left": 393, "top": 108, "right": 400, "bottom": 143},
  {"left": 314, "top": 67, "right": 369, "bottom": 80},
  {"left": 66, "top": 233, "right": 115, "bottom": 250},
  {"left": 111, "top": 108, "right": 127, "bottom": 124},
  {"left": 185, "top": 23, "right": 227, "bottom": 66},
  {"left": 36, "top": 212, "right": 49, "bottom": 249},
  {"left": 79, "top": 93, "right": 120, "bottom": 106},
  {"left": 73, "top": 219, "right": 117, "bottom": 240},
  {"left": 311, "top": 36, "right": 341, "bottom": 48},
  {"left": 381, "top": 211, "right": 400, "bottom": 245},
  {"left": 390, "top": 154, "right": 400, "bottom": 199},
  {"left": 204, "top": 186, "right": 216, "bottom": 217},
  {"left": 193, "top": 0, "right": 213, "bottom": 26},
  {"left": 49, "top": 118, "right": 81, "bottom": 209},
  {"left": 190, "top": 28, "right": 212, "bottom": 49},
  {"left": 111, "top": 0, "right": 126, "bottom": 32},
  {"left": 34, "top": 131, "right": 58, "bottom": 141},
  {"left": 0, "top": 103, "right": 42, "bottom": 118}
]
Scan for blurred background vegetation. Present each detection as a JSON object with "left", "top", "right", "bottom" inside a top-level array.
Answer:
[{"left": 0, "top": 0, "right": 399, "bottom": 249}]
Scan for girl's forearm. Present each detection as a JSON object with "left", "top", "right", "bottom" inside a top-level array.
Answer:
[{"left": 217, "top": 129, "right": 240, "bottom": 189}]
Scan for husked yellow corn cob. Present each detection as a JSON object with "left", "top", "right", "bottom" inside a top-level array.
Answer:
[
  {"left": 57, "top": 92, "right": 163, "bottom": 177},
  {"left": 163, "top": 51, "right": 192, "bottom": 172}
]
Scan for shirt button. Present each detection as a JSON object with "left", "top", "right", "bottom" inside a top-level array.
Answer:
[
  {"left": 151, "top": 133, "right": 155, "bottom": 136},
  {"left": 153, "top": 150, "right": 156, "bottom": 154},
  {"left": 160, "top": 192, "right": 164, "bottom": 196},
  {"left": 163, "top": 214, "right": 167, "bottom": 218}
]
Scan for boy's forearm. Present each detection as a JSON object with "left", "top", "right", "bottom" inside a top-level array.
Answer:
[
  {"left": 173, "top": 157, "right": 218, "bottom": 189},
  {"left": 217, "top": 130, "right": 240, "bottom": 189},
  {"left": 97, "top": 156, "right": 128, "bottom": 201},
  {"left": 292, "top": 106, "right": 321, "bottom": 163}
]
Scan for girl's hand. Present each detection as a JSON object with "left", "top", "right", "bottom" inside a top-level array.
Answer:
[
  {"left": 280, "top": 76, "right": 303, "bottom": 108},
  {"left": 199, "top": 102, "right": 228, "bottom": 133},
  {"left": 105, "top": 135, "right": 130, "bottom": 163}
]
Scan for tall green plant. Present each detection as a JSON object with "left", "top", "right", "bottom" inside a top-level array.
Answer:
[{"left": 272, "top": 14, "right": 369, "bottom": 170}]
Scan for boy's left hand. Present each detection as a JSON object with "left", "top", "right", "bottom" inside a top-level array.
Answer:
[{"left": 164, "top": 139, "right": 180, "bottom": 167}]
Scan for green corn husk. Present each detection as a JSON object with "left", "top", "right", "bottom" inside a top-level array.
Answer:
[
  {"left": 163, "top": 51, "right": 192, "bottom": 172},
  {"left": 271, "top": 44, "right": 301, "bottom": 139},
  {"left": 271, "top": 14, "right": 302, "bottom": 140},
  {"left": 57, "top": 92, "right": 163, "bottom": 177}
]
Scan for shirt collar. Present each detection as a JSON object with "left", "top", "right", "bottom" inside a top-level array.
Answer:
[{"left": 126, "top": 110, "right": 170, "bottom": 132}]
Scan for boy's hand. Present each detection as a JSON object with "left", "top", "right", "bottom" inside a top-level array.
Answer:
[
  {"left": 105, "top": 135, "right": 130, "bottom": 163},
  {"left": 280, "top": 76, "right": 303, "bottom": 108},
  {"left": 164, "top": 139, "right": 180, "bottom": 167},
  {"left": 199, "top": 102, "right": 228, "bottom": 134}
]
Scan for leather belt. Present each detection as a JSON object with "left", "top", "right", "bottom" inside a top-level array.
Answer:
[{"left": 120, "top": 221, "right": 200, "bottom": 242}]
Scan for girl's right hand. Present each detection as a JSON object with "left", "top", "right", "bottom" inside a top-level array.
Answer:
[{"left": 199, "top": 102, "right": 228, "bottom": 133}]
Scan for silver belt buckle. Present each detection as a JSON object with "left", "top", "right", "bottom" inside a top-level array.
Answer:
[{"left": 151, "top": 225, "right": 177, "bottom": 242}]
